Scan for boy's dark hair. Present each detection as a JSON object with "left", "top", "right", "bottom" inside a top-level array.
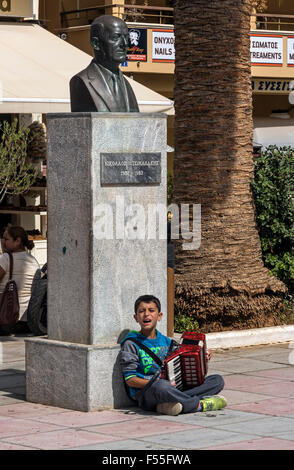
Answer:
[{"left": 134, "top": 295, "right": 161, "bottom": 314}]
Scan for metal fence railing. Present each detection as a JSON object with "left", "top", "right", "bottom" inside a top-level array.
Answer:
[
  {"left": 252, "top": 13, "right": 294, "bottom": 31},
  {"left": 60, "top": 6, "right": 294, "bottom": 33},
  {"left": 60, "top": 3, "right": 174, "bottom": 28}
]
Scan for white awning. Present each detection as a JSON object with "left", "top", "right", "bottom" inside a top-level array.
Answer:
[
  {"left": 254, "top": 117, "right": 294, "bottom": 149},
  {"left": 0, "top": 22, "right": 174, "bottom": 115}
]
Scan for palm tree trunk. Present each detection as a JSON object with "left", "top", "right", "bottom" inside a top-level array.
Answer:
[{"left": 173, "top": 0, "right": 287, "bottom": 332}]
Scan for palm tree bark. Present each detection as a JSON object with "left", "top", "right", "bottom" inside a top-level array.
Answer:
[{"left": 173, "top": 0, "right": 287, "bottom": 332}]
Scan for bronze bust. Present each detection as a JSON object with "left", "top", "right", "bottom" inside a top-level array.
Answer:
[{"left": 70, "top": 15, "right": 139, "bottom": 113}]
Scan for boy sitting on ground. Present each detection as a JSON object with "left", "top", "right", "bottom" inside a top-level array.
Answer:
[{"left": 120, "top": 294, "right": 226, "bottom": 416}]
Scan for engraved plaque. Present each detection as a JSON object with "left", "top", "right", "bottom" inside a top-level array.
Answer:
[{"left": 101, "top": 153, "right": 161, "bottom": 185}]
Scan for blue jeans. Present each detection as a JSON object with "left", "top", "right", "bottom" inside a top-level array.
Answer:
[{"left": 134, "top": 374, "right": 225, "bottom": 414}]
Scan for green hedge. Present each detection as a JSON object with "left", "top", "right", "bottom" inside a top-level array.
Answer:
[{"left": 251, "top": 146, "right": 294, "bottom": 293}]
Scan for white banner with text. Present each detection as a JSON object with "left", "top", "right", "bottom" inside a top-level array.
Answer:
[
  {"left": 152, "top": 29, "right": 175, "bottom": 63},
  {"left": 250, "top": 34, "right": 283, "bottom": 66}
]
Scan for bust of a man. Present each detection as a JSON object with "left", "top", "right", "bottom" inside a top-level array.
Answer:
[{"left": 70, "top": 15, "right": 139, "bottom": 113}]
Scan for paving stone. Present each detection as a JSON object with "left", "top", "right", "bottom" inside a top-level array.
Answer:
[
  {"left": 225, "top": 345, "right": 291, "bottom": 358},
  {"left": 1, "top": 354, "right": 25, "bottom": 363},
  {"left": 0, "top": 374, "right": 25, "bottom": 389},
  {"left": 0, "top": 402, "right": 71, "bottom": 418},
  {"left": 274, "top": 431, "right": 294, "bottom": 441},
  {"left": 222, "top": 389, "right": 273, "bottom": 405},
  {"left": 249, "top": 352, "right": 293, "bottom": 366},
  {"left": 204, "top": 367, "right": 232, "bottom": 376},
  {"left": 82, "top": 417, "right": 198, "bottom": 438},
  {"left": 155, "top": 409, "right": 268, "bottom": 427},
  {"left": 208, "top": 352, "right": 241, "bottom": 362},
  {"left": 0, "top": 362, "right": 26, "bottom": 371},
  {"left": 2, "top": 387, "right": 26, "bottom": 397},
  {"left": 224, "top": 373, "right": 280, "bottom": 390},
  {"left": 69, "top": 439, "right": 174, "bottom": 450},
  {"left": 242, "top": 381, "right": 294, "bottom": 398},
  {"left": 244, "top": 367, "right": 294, "bottom": 381},
  {"left": 1, "top": 337, "right": 294, "bottom": 450},
  {"left": 4, "top": 429, "right": 119, "bottom": 450},
  {"left": 214, "top": 415, "right": 294, "bottom": 437},
  {"left": 204, "top": 437, "right": 294, "bottom": 450},
  {"left": 138, "top": 427, "right": 258, "bottom": 450},
  {"left": 229, "top": 397, "right": 294, "bottom": 416},
  {"left": 214, "top": 358, "right": 288, "bottom": 373},
  {"left": 0, "top": 441, "right": 37, "bottom": 450},
  {"left": 0, "top": 415, "right": 66, "bottom": 438},
  {"left": 0, "top": 392, "right": 26, "bottom": 406},
  {"left": 28, "top": 409, "right": 144, "bottom": 427},
  {"left": 0, "top": 369, "right": 25, "bottom": 376}
]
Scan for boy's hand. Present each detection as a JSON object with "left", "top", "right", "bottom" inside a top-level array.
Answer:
[{"left": 206, "top": 349, "right": 212, "bottom": 362}]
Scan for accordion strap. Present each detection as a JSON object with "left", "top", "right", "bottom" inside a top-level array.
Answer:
[
  {"left": 7, "top": 252, "right": 13, "bottom": 280},
  {"left": 127, "top": 337, "right": 175, "bottom": 367}
]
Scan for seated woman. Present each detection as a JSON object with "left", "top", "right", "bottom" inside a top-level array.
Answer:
[{"left": 0, "top": 225, "right": 40, "bottom": 334}]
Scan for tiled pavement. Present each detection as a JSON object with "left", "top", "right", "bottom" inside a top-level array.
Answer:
[{"left": 0, "top": 334, "right": 294, "bottom": 450}]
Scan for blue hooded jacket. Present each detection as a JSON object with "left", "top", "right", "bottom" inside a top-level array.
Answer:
[{"left": 120, "top": 330, "right": 172, "bottom": 397}]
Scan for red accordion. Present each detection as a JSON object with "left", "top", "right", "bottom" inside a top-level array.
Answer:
[{"left": 161, "top": 332, "right": 208, "bottom": 391}]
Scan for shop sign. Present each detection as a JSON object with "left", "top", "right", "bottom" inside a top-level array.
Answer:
[
  {"left": 152, "top": 29, "right": 175, "bottom": 63},
  {"left": 250, "top": 34, "right": 283, "bottom": 66},
  {"left": 127, "top": 28, "right": 147, "bottom": 62},
  {"left": 0, "top": 0, "right": 33, "bottom": 17},
  {"left": 252, "top": 78, "right": 294, "bottom": 94},
  {"left": 287, "top": 36, "right": 294, "bottom": 66}
]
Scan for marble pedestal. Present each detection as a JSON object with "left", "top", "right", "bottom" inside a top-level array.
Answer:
[{"left": 26, "top": 113, "right": 167, "bottom": 411}]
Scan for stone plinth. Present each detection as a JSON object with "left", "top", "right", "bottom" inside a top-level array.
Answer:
[
  {"left": 26, "top": 113, "right": 167, "bottom": 410},
  {"left": 26, "top": 337, "right": 132, "bottom": 411}
]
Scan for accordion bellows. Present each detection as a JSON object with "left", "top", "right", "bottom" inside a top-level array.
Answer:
[{"left": 161, "top": 332, "right": 208, "bottom": 391}]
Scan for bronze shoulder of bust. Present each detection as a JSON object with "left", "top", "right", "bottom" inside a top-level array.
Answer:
[{"left": 70, "top": 15, "right": 139, "bottom": 113}]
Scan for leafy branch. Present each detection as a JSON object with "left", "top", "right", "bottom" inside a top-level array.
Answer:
[
  {"left": 0, "top": 119, "right": 38, "bottom": 204},
  {"left": 251, "top": 146, "right": 294, "bottom": 293}
]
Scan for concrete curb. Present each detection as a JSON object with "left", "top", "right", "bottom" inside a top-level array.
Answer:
[
  {"left": 206, "top": 325, "right": 294, "bottom": 349},
  {"left": 174, "top": 325, "right": 294, "bottom": 349}
]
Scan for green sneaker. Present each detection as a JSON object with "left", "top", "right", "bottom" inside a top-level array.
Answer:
[{"left": 200, "top": 395, "right": 227, "bottom": 412}]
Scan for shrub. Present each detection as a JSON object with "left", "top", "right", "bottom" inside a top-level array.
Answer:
[
  {"left": 174, "top": 308, "right": 200, "bottom": 333},
  {"left": 251, "top": 146, "right": 294, "bottom": 293},
  {"left": 0, "top": 119, "right": 38, "bottom": 204}
]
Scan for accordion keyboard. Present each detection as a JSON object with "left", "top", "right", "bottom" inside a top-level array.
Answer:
[{"left": 167, "top": 355, "right": 183, "bottom": 391}]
